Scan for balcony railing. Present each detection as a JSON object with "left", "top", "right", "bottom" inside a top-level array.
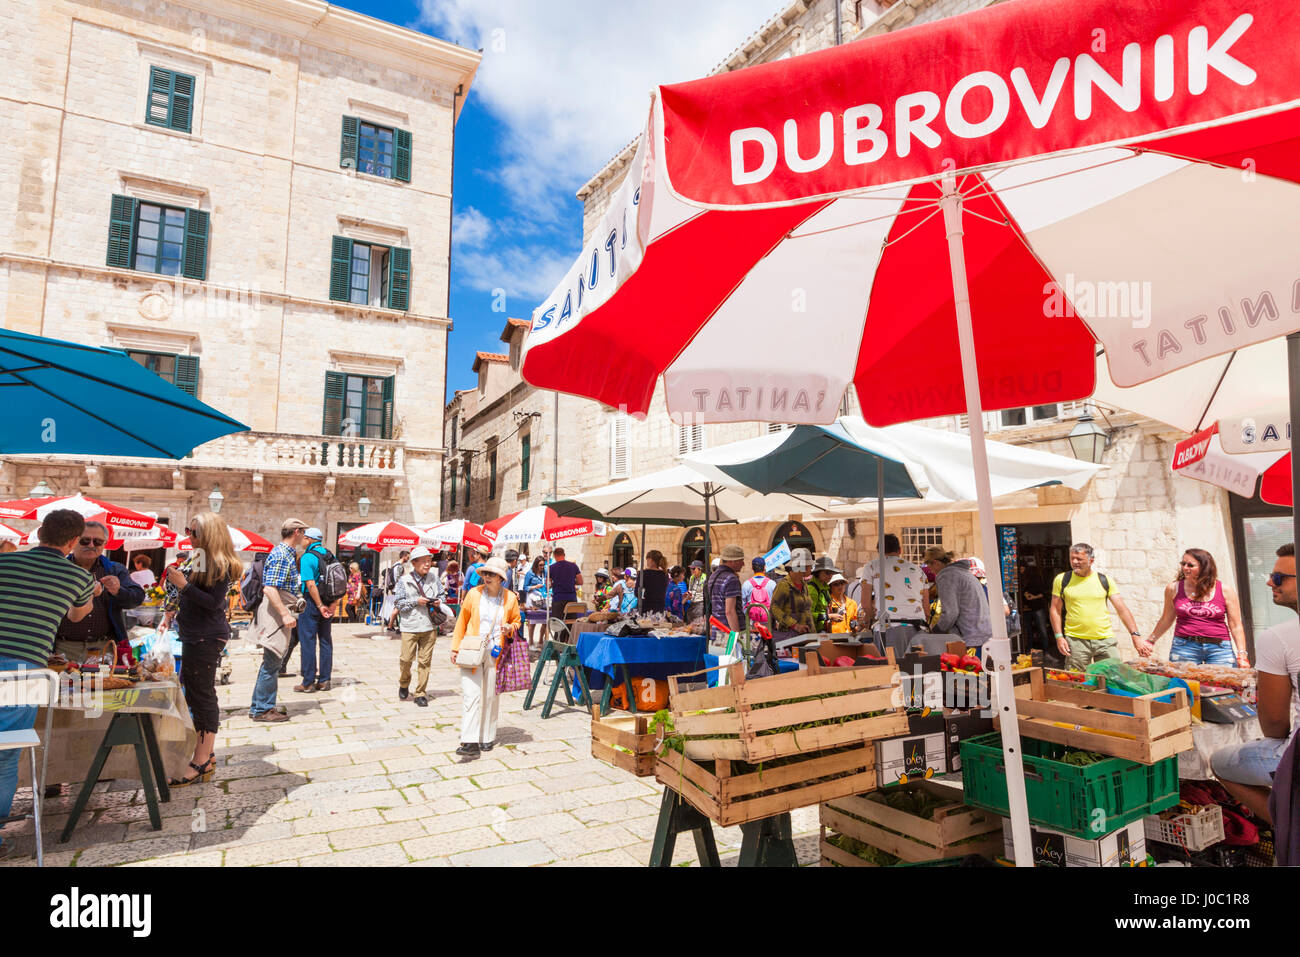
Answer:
[
  {"left": 190, "top": 431, "right": 405, "bottom": 474},
  {"left": 6, "top": 431, "right": 405, "bottom": 476}
]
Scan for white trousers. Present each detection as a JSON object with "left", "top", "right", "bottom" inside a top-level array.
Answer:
[{"left": 460, "top": 660, "right": 499, "bottom": 745}]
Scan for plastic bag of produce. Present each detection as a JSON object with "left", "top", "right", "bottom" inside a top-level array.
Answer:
[{"left": 1086, "top": 659, "right": 1190, "bottom": 705}]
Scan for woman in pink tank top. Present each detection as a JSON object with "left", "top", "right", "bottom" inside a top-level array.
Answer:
[{"left": 1150, "top": 549, "right": 1248, "bottom": 667}]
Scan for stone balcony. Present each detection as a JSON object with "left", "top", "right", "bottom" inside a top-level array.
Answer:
[{"left": 6, "top": 431, "right": 406, "bottom": 478}]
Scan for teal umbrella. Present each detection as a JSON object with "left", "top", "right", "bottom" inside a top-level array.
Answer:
[{"left": 0, "top": 329, "right": 247, "bottom": 458}]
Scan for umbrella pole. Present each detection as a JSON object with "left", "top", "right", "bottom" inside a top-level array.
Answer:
[
  {"left": 638, "top": 522, "right": 646, "bottom": 609},
  {"left": 877, "top": 460, "right": 887, "bottom": 634},
  {"left": 940, "top": 178, "right": 1032, "bottom": 868},
  {"left": 1288, "top": 333, "right": 1300, "bottom": 550},
  {"left": 703, "top": 487, "right": 713, "bottom": 622}
]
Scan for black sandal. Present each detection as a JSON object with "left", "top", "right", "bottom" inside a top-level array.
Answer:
[{"left": 169, "top": 755, "right": 215, "bottom": 787}]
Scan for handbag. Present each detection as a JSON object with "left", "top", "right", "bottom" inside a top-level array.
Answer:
[{"left": 457, "top": 596, "right": 503, "bottom": 670}]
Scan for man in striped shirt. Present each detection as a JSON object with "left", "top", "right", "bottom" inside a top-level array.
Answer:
[{"left": 1, "top": 510, "right": 96, "bottom": 860}]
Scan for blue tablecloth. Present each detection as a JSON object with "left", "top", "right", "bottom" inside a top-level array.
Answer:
[{"left": 573, "top": 630, "right": 708, "bottom": 693}]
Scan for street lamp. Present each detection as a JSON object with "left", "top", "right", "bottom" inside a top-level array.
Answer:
[
  {"left": 29, "top": 478, "right": 55, "bottom": 498},
  {"left": 1067, "top": 413, "right": 1111, "bottom": 464},
  {"left": 208, "top": 484, "right": 224, "bottom": 513},
  {"left": 357, "top": 492, "right": 371, "bottom": 518}
]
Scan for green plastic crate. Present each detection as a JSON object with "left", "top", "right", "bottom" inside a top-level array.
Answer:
[{"left": 958, "top": 733, "right": 1179, "bottom": 839}]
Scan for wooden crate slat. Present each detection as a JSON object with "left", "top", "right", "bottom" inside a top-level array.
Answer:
[
  {"left": 735, "top": 667, "right": 897, "bottom": 706},
  {"left": 674, "top": 711, "right": 743, "bottom": 736},
  {"left": 820, "top": 837, "right": 877, "bottom": 867},
  {"left": 591, "top": 739, "right": 656, "bottom": 776},
  {"left": 719, "top": 745, "right": 876, "bottom": 798},
  {"left": 1016, "top": 697, "right": 1144, "bottom": 735},
  {"left": 667, "top": 683, "right": 738, "bottom": 713},
  {"left": 824, "top": 794, "right": 945, "bottom": 848},
  {"left": 820, "top": 783, "right": 1003, "bottom": 864},
  {"left": 686, "top": 711, "right": 909, "bottom": 762},
  {"left": 656, "top": 744, "right": 879, "bottom": 827},
  {"left": 742, "top": 686, "right": 899, "bottom": 733}
]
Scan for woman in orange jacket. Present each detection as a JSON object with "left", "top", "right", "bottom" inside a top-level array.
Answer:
[{"left": 450, "top": 556, "right": 522, "bottom": 756}]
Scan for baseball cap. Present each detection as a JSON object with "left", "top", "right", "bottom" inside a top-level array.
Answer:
[
  {"left": 596, "top": 567, "right": 611, "bottom": 577},
  {"left": 690, "top": 560, "right": 703, "bottom": 569},
  {"left": 281, "top": 518, "right": 308, "bottom": 534},
  {"left": 752, "top": 556, "right": 767, "bottom": 571},
  {"left": 721, "top": 544, "right": 745, "bottom": 561},
  {"left": 305, "top": 527, "right": 323, "bottom": 541}
]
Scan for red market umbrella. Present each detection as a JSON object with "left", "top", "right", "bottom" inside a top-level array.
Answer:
[
  {"left": 482, "top": 506, "right": 603, "bottom": 545},
  {"left": 419, "top": 520, "right": 493, "bottom": 552},
  {"left": 337, "top": 520, "right": 434, "bottom": 550},
  {"left": 1171, "top": 423, "right": 1292, "bottom": 505},
  {"left": 520, "top": 0, "right": 1300, "bottom": 865},
  {"left": 0, "top": 493, "right": 157, "bottom": 534}
]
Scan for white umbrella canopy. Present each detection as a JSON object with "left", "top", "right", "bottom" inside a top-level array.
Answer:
[{"left": 555, "top": 463, "right": 855, "bottom": 526}]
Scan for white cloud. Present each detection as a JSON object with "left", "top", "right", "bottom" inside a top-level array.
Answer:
[
  {"left": 421, "top": 0, "right": 784, "bottom": 208},
  {"left": 453, "top": 205, "right": 492, "bottom": 249},
  {"left": 455, "top": 243, "right": 575, "bottom": 304}
]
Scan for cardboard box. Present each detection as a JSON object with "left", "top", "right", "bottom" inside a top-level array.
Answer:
[
  {"left": 943, "top": 713, "right": 995, "bottom": 773},
  {"left": 899, "top": 670, "right": 943, "bottom": 713},
  {"left": 1002, "top": 818, "right": 1146, "bottom": 867},
  {"left": 875, "top": 731, "right": 946, "bottom": 787}
]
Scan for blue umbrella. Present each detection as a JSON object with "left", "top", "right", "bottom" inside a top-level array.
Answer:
[{"left": 0, "top": 329, "right": 247, "bottom": 458}]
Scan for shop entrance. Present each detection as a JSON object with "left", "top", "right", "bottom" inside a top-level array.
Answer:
[{"left": 997, "top": 521, "right": 1073, "bottom": 656}]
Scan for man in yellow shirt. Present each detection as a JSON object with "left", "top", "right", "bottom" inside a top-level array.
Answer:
[{"left": 1049, "top": 543, "right": 1147, "bottom": 670}]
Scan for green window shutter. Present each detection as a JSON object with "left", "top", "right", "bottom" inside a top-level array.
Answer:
[
  {"left": 106, "top": 194, "right": 138, "bottom": 268},
  {"left": 182, "top": 208, "right": 209, "bottom": 280},
  {"left": 464, "top": 465, "right": 470, "bottom": 506},
  {"left": 322, "top": 370, "right": 346, "bottom": 435},
  {"left": 146, "top": 67, "right": 172, "bottom": 128},
  {"left": 340, "top": 116, "right": 359, "bottom": 170},
  {"left": 386, "top": 246, "right": 410, "bottom": 311},
  {"left": 381, "top": 374, "right": 395, "bottom": 440},
  {"left": 170, "top": 72, "right": 194, "bottom": 132},
  {"left": 394, "top": 128, "right": 412, "bottom": 182},
  {"left": 489, "top": 451, "right": 497, "bottom": 500},
  {"left": 173, "top": 355, "right": 200, "bottom": 397},
  {"left": 329, "top": 236, "right": 353, "bottom": 302},
  {"left": 450, "top": 469, "right": 456, "bottom": 508},
  {"left": 520, "top": 434, "right": 530, "bottom": 491}
]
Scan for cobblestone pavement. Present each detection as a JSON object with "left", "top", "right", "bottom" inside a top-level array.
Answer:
[{"left": 1, "top": 624, "right": 821, "bottom": 867}]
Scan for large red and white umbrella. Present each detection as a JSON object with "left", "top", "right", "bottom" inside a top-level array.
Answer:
[
  {"left": 125, "top": 524, "right": 272, "bottom": 553},
  {"left": 0, "top": 522, "right": 24, "bottom": 544},
  {"left": 520, "top": 0, "right": 1300, "bottom": 865},
  {"left": 419, "top": 519, "right": 493, "bottom": 552},
  {"left": 0, "top": 493, "right": 157, "bottom": 534},
  {"left": 483, "top": 507, "right": 604, "bottom": 545},
  {"left": 337, "top": 520, "right": 435, "bottom": 550}
]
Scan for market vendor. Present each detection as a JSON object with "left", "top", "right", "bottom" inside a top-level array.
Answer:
[
  {"left": 807, "top": 557, "right": 839, "bottom": 632},
  {"left": 770, "top": 548, "right": 815, "bottom": 638},
  {"left": 1210, "top": 543, "right": 1300, "bottom": 823},
  {"left": 55, "top": 520, "right": 144, "bottom": 665}
]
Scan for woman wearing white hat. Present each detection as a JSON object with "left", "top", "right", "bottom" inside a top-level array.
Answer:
[{"left": 450, "top": 556, "right": 521, "bottom": 756}]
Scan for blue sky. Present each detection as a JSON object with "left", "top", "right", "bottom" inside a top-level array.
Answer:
[{"left": 334, "top": 0, "right": 788, "bottom": 400}]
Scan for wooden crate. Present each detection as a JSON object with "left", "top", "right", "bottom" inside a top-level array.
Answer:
[
  {"left": 655, "top": 743, "right": 877, "bottom": 828},
  {"left": 666, "top": 652, "right": 907, "bottom": 763},
  {"left": 1003, "top": 668, "right": 1193, "bottom": 764},
  {"left": 590, "top": 708, "right": 657, "bottom": 777},
  {"left": 818, "top": 781, "right": 1003, "bottom": 866}
]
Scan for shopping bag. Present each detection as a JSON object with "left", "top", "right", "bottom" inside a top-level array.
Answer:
[{"left": 494, "top": 636, "right": 532, "bottom": 694}]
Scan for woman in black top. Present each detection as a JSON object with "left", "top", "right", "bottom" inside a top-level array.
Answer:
[
  {"left": 167, "top": 512, "right": 242, "bottom": 787},
  {"left": 640, "top": 550, "right": 670, "bottom": 613}
]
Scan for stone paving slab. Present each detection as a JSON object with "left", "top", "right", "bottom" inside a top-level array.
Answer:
[{"left": 0, "top": 624, "right": 825, "bottom": 867}]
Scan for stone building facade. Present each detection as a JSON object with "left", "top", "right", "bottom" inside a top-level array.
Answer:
[
  {"left": 449, "top": 0, "right": 1287, "bottom": 651},
  {"left": 1, "top": 0, "right": 479, "bottom": 570}
]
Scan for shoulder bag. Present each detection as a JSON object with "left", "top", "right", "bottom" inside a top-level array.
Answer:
[{"left": 457, "top": 595, "right": 504, "bottom": 670}]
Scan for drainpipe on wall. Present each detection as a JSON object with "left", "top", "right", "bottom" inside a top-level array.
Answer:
[
  {"left": 442, "top": 82, "right": 464, "bottom": 521},
  {"left": 834, "top": 0, "right": 843, "bottom": 45}
]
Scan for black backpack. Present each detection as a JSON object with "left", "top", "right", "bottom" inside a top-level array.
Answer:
[
  {"left": 239, "top": 553, "right": 267, "bottom": 613},
  {"left": 1058, "top": 569, "right": 1110, "bottom": 632},
  {"left": 311, "top": 545, "right": 350, "bottom": 604}
]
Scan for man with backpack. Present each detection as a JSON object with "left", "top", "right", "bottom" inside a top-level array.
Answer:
[
  {"left": 248, "top": 518, "right": 308, "bottom": 722},
  {"left": 296, "top": 527, "right": 346, "bottom": 692},
  {"left": 1050, "top": 543, "right": 1146, "bottom": 670}
]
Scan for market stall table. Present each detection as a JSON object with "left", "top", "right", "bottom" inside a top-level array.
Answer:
[
  {"left": 19, "top": 680, "right": 195, "bottom": 841},
  {"left": 574, "top": 631, "right": 708, "bottom": 716}
]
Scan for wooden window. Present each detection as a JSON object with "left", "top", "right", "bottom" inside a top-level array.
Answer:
[
  {"left": 609, "top": 415, "right": 629, "bottom": 479},
  {"left": 108, "top": 196, "right": 207, "bottom": 279},
  {"left": 329, "top": 236, "right": 410, "bottom": 310},
  {"left": 340, "top": 116, "right": 412, "bottom": 183},
  {"left": 323, "top": 371, "right": 394, "bottom": 439},
  {"left": 127, "top": 350, "right": 199, "bottom": 398},
  {"left": 520, "top": 433, "right": 531, "bottom": 491}
]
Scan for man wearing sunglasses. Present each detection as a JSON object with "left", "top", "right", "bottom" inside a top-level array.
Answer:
[
  {"left": 54, "top": 520, "right": 145, "bottom": 666},
  {"left": 1211, "top": 542, "right": 1300, "bottom": 823}
]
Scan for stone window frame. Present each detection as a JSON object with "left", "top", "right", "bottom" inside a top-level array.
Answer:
[{"left": 136, "top": 42, "right": 211, "bottom": 139}]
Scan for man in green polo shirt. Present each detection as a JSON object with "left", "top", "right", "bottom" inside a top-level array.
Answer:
[
  {"left": 0, "top": 510, "right": 97, "bottom": 860},
  {"left": 1049, "top": 543, "right": 1147, "bottom": 670}
]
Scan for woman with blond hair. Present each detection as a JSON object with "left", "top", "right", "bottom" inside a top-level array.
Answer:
[
  {"left": 450, "top": 557, "right": 521, "bottom": 756},
  {"left": 166, "top": 512, "right": 242, "bottom": 786}
]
